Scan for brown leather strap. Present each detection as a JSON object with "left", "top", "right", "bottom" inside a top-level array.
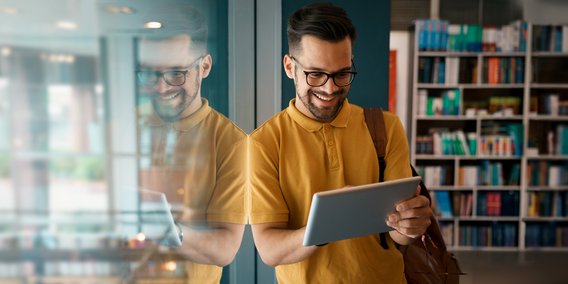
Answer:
[
  {"left": 363, "top": 108, "right": 387, "bottom": 158},
  {"left": 363, "top": 108, "right": 389, "bottom": 249}
]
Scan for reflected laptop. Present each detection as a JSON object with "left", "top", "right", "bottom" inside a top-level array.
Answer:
[{"left": 303, "top": 176, "right": 421, "bottom": 246}]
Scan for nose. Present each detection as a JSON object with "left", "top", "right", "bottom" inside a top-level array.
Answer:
[
  {"left": 153, "top": 76, "right": 172, "bottom": 93},
  {"left": 321, "top": 76, "right": 341, "bottom": 94}
]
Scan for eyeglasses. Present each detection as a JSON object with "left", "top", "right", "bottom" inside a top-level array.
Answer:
[
  {"left": 137, "top": 56, "right": 203, "bottom": 87},
  {"left": 291, "top": 56, "right": 357, "bottom": 87}
]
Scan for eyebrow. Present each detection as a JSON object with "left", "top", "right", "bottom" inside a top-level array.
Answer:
[
  {"left": 303, "top": 64, "right": 353, "bottom": 73},
  {"left": 138, "top": 65, "right": 187, "bottom": 71}
]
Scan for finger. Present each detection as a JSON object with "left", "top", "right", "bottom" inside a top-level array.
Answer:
[
  {"left": 415, "top": 185, "right": 421, "bottom": 196},
  {"left": 386, "top": 213, "right": 400, "bottom": 227},
  {"left": 394, "top": 218, "right": 432, "bottom": 238},
  {"left": 396, "top": 195, "right": 430, "bottom": 211},
  {"left": 386, "top": 207, "right": 431, "bottom": 227},
  {"left": 396, "top": 216, "right": 432, "bottom": 229},
  {"left": 397, "top": 206, "right": 432, "bottom": 220}
]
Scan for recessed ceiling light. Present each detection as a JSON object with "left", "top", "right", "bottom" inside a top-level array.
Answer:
[
  {"left": 0, "top": 7, "right": 17, "bottom": 14},
  {"left": 144, "top": 21, "right": 162, "bottom": 29},
  {"left": 55, "top": 21, "right": 78, "bottom": 30},
  {"left": 1, "top": 47, "right": 11, "bottom": 57},
  {"left": 105, "top": 5, "right": 135, "bottom": 14}
]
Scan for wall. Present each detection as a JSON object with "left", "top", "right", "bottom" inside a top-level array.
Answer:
[
  {"left": 389, "top": 31, "right": 412, "bottom": 132},
  {"left": 523, "top": 0, "right": 568, "bottom": 24},
  {"left": 280, "top": 0, "right": 391, "bottom": 109}
]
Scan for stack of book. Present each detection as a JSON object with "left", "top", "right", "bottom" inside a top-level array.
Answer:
[
  {"left": 460, "top": 223, "right": 517, "bottom": 247},
  {"left": 526, "top": 223, "right": 568, "bottom": 247},
  {"left": 527, "top": 191, "right": 568, "bottom": 217},
  {"left": 477, "top": 191, "right": 519, "bottom": 217},
  {"left": 416, "top": 19, "right": 528, "bottom": 52},
  {"left": 527, "top": 161, "right": 568, "bottom": 186},
  {"left": 484, "top": 57, "right": 524, "bottom": 84},
  {"left": 533, "top": 25, "right": 568, "bottom": 52},
  {"left": 417, "top": 89, "right": 461, "bottom": 116}
]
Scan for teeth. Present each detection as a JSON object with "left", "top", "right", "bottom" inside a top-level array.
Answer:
[
  {"left": 314, "top": 93, "right": 332, "bottom": 101},
  {"left": 160, "top": 92, "right": 179, "bottom": 100}
]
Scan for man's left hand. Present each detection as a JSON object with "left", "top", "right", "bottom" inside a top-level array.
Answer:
[{"left": 386, "top": 186, "right": 432, "bottom": 239}]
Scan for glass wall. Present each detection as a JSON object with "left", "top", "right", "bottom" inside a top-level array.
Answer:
[{"left": 0, "top": 0, "right": 248, "bottom": 282}]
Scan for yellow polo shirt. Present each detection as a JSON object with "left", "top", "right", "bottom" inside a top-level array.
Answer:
[
  {"left": 249, "top": 99, "right": 411, "bottom": 284},
  {"left": 139, "top": 99, "right": 247, "bottom": 284}
]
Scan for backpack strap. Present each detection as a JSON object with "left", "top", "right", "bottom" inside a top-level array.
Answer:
[
  {"left": 363, "top": 107, "right": 389, "bottom": 249},
  {"left": 363, "top": 110, "right": 462, "bottom": 280},
  {"left": 363, "top": 108, "right": 387, "bottom": 183}
]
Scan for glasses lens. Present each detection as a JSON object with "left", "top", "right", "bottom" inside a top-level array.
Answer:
[
  {"left": 137, "top": 71, "right": 157, "bottom": 86},
  {"left": 333, "top": 72, "right": 354, "bottom": 87},
  {"left": 163, "top": 71, "right": 186, "bottom": 86},
  {"left": 306, "top": 72, "right": 328, "bottom": 87}
]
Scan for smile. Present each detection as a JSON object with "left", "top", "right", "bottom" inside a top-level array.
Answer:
[
  {"left": 158, "top": 90, "right": 180, "bottom": 101},
  {"left": 313, "top": 93, "right": 333, "bottom": 102}
]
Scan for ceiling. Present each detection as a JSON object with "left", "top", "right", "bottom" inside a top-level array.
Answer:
[{"left": 0, "top": 0, "right": 210, "bottom": 56}]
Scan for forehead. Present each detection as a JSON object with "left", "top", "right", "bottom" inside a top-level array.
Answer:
[
  {"left": 138, "top": 34, "right": 199, "bottom": 68},
  {"left": 297, "top": 35, "right": 352, "bottom": 70}
]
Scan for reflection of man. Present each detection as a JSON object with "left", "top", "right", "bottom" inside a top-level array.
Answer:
[
  {"left": 249, "top": 3, "right": 432, "bottom": 283},
  {"left": 136, "top": 6, "right": 246, "bottom": 284}
]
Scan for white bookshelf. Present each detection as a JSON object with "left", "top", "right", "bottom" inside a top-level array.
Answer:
[{"left": 411, "top": 21, "right": 568, "bottom": 251}]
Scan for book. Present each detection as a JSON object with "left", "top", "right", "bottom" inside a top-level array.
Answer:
[
  {"left": 486, "top": 192, "right": 502, "bottom": 216},
  {"left": 417, "top": 89, "right": 428, "bottom": 116},
  {"left": 448, "top": 24, "right": 461, "bottom": 51},
  {"left": 553, "top": 192, "right": 563, "bottom": 217},
  {"left": 549, "top": 166, "right": 561, "bottom": 187},
  {"left": 455, "top": 130, "right": 471, "bottom": 156},
  {"left": 508, "top": 163, "right": 521, "bottom": 185},
  {"left": 556, "top": 125, "right": 568, "bottom": 155},
  {"left": 417, "top": 20, "right": 426, "bottom": 50},
  {"left": 501, "top": 191, "right": 519, "bottom": 216},
  {"left": 434, "top": 191, "right": 453, "bottom": 218}
]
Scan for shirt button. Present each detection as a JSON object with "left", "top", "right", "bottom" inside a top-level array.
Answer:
[{"left": 328, "top": 141, "right": 334, "bottom": 146}]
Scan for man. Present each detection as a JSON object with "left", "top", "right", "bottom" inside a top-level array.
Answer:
[
  {"left": 136, "top": 5, "right": 246, "bottom": 283},
  {"left": 249, "top": 3, "right": 432, "bottom": 283}
]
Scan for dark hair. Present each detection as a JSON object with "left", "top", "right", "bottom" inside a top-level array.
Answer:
[
  {"left": 287, "top": 2, "right": 356, "bottom": 55},
  {"left": 143, "top": 3, "right": 208, "bottom": 53}
]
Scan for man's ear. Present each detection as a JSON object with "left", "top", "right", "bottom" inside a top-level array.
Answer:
[
  {"left": 200, "top": 54, "right": 212, "bottom": 78},
  {"left": 283, "top": 54, "right": 295, "bottom": 79}
]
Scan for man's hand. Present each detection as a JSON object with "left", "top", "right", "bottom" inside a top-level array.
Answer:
[{"left": 387, "top": 185, "right": 432, "bottom": 243}]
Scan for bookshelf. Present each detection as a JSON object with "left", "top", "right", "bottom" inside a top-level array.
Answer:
[
  {"left": 0, "top": 245, "right": 188, "bottom": 282},
  {"left": 411, "top": 20, "right": 568, "bottom": 251}
]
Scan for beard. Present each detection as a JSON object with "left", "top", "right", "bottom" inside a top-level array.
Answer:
[
  {"left": 148, "top": 78, "right": 199, "bottom": 122},
  {"left": 297, "top": 87, "right": 348, "bottom": 122}
]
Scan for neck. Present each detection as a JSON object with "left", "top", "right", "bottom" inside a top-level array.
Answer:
[{"left": 179, "top": 95, "right": 203, "bottom": 120}]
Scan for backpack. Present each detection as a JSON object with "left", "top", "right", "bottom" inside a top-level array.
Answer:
[{"left": 363, "top": 108, "right": 463, "bottom": 284}]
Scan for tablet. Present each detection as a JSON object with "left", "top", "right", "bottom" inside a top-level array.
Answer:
[
  {"left": 138, "top": 190, "right": 183, "bottom": 247},
  {"left": 303, "top": 176, "right": 422, "bottom": 246}
]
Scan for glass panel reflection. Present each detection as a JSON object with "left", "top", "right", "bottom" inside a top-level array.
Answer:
[{"left": 0, "top": 0, "right": 237, "bottom": 282}]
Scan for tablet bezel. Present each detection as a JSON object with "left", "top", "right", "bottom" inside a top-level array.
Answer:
[{"left": 303, "top": 176, "right": 422, "bottom": 246}]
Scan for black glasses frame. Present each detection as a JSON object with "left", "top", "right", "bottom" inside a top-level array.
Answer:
[
  {"left": 290, "top": 56, "right": 357, "bottom": 87},
  {"left": 137, "top": 56, "right": 203, "bottom": 87}
]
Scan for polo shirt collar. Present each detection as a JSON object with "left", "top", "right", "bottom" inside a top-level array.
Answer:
[
  {"left": 145, "top": 98, "right": 211, "bottom": 132},
  {"left": 286, "top": 98, "right": 351, "bottom": 132}
]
